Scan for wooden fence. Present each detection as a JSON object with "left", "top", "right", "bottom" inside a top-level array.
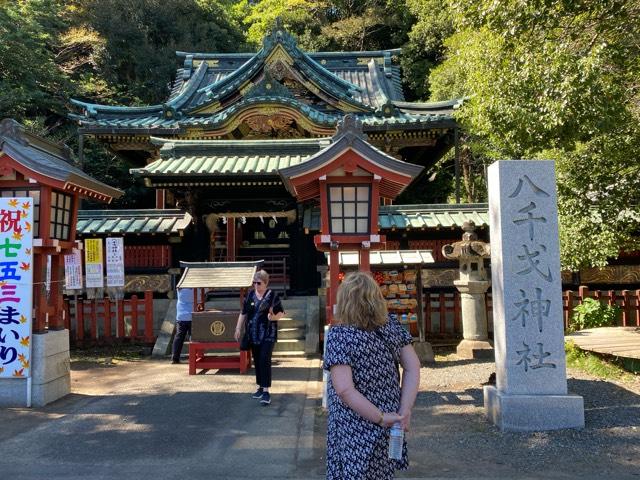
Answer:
[
  {"left": 422, "top": 286, "right": 640, "bottom": 339},
  {"left": 124, "top": 245, "right": 172, "bottom": 269},
  {"left": 64, "top": 291, "right": 155, "bottom": 345},
  {"left": 562, "top": 286, "right": 640, "bottom": 329}
]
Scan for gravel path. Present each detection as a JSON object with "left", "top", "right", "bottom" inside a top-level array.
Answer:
[{"left": 394, "top": 351, "right": 640, "bottom": 479}]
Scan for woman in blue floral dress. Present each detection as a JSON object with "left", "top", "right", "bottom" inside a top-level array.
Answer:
[{"left": 324, "top": 271, "right": 421, "bottom": 479}]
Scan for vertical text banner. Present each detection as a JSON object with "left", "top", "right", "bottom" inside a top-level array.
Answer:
[
  {"left": 488, "top": 160, "right": 568, "bottom": 396},
  {"left": 64, "top": 250, "right": 83, "bottom": 290},
  {"left": 105, "top": 237, "right": 125, "bottom": 287},
  {"left": 0, "top": 198, "right": 34, "bottom": 378},
  {"left": 84, "top": 238, "right": 104, "bottom": 288}
]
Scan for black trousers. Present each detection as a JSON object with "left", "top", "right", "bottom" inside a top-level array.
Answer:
[
  {"left": 172, "top": 321, "right": 191, "bottom": 361},
  {"left": 251, "top": 341, "right": 275, "bottom": 388}
]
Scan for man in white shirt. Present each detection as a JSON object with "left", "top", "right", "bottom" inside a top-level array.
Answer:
[{"left": 171, "top": 287, "right": 194, "bottom": 364}]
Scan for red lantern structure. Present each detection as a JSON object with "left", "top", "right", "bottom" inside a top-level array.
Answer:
[{"left": 280, "top": 116, "right": 423, "bottom": 323}]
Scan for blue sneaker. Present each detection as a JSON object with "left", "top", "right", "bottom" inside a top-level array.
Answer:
[
  {"left": 260, "top": 391, "right": 271, "bottom": 405},
  {"left": 252, "top": 387, "right": 263, "bottom": 399}
]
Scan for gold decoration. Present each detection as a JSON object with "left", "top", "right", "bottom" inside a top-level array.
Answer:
[
  {"left": 356, "top": 57, "right": 384, "bottom": 66},
  {"left": 580, "top": 265, "right": 640, "bottom": 284},
  {"left": 244, "top": 114, "right": 294, "bottom": 134},
  {"left": 193, "top": 60, "right": 218, "bottom": 68},
  {"left": 124, "top": 274, "right": 171, "bottom": 293},
  {"left": 190, "top": 101, "right": 221, "bottom": 114},
  {"left": 210, "top": 320, "right": 226, "bottom": 336},
  {"left": 265, "top": 45, "right": 294, "bottom": 67}
]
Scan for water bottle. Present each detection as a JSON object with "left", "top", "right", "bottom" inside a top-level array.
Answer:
[{"left": 388, "top": 422, "right": 404, "bottom": 460}]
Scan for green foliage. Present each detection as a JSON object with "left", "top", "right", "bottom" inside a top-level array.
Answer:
[
  {"left": 568, "top": 298, "right": 620, "bottom": 332},
  {"left": 235, "top": 0, "right": 413, "bottom": 52},
  {"left": 565, "top": 340, "right": 632, "bottom": 380},
  {"left": 403, "top": 0, "right": 453, "bottom": 99},
  {"left": 0, "top": 0, "right": 70, "bottom": 119},
  {"left": 79, "top": 0, "right": 246, "bottom": 104},
  {"left": 428, "top": 0, "right": 640, "bottom": 269}
]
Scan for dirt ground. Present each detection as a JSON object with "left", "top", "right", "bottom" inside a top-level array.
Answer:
[{"left": 2, "top": 347, "right": 638, "bottom": 479}]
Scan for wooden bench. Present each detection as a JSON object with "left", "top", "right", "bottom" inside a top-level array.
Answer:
[{"left": 188, "top": 341, "right": 251, "bottom": 375}]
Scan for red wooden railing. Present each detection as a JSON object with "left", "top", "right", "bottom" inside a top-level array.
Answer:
[
  {"left": 63, "top": 291, "right": 155, "bottom": 345},
  {"left": 124, "top": 245, "right": 172, "bottom": 268},
  {"left": 562, "top": 286, "right": 640, "bottom": 329},
  {"left": 421, "top": 286, "right": 640, "bottom": 339}
]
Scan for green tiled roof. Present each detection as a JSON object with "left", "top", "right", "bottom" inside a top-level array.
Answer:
[
  {"left": 131, "top": 137, "right": 330, "bottom": 177},
  {"left": 76, "top": 209, "right": 192, "bottom": 235},
  {"left": 69, "top": 95, "right": 458, "bottom": 133},
  {"left": 303, "top": 203, "right": 489, "bottom": 231}
]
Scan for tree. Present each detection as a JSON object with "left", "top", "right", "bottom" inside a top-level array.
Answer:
[
  {"left": 428, "top": 0, "right": 640, "bottom": 269},
  {"left": 0, "top": 0, "right": 70, "bottom": 120}
]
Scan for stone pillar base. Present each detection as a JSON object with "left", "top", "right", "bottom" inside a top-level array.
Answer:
[
  {"left": 413, "top": 341, "right": 435, "bottom": 365},
  {"left": 456, "top": 339, "right": 494, "bottom": 359},
  {"left": 484, "top": 386, "right": 584, "bottom": 432},
  {"left": 0, "top": 330, "right": 70, "bottom": 407},
  {"left": 32, "top": 330, "right": 71, "bottom": 407}
]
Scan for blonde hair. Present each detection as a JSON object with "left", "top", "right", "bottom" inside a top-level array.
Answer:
[
  {"left": 254, "top": 269, "right": 269, "bottom": 284},
  {"left": 335, "top": 271, "right": 388, "bottom": 331}
]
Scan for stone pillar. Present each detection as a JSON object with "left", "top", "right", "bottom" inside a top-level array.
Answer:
[
  {"left": 455, "top": 279, "right": 493, "bottom": 358},
  {"left": 485, "top": 160, "right": 584, "bottom": 431}
]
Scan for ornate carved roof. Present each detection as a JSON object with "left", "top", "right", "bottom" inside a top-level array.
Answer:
[{"left": 69, "top": 25, "right": 460, "bottom": 139}]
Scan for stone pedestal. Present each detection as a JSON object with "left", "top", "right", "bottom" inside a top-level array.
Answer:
[
  {"left": 484, "top": 386, "right": 584, "bottom": 431},
  {"left": 413, "top": 341, "right": 435, "bottom": 364},
  {"left": 486, "top": 160, "right": 584, "bottom": 431},
  {"left": 32, "top": 330, "right": 71, "bottom": 407},
  {"left": 455, "top": 280, "right": 493, "bottom": 359},
  {"left": 0, "top": 330, "right": 70, "bottom": 407}
]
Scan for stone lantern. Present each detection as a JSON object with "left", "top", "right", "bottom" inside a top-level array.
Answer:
[{"left": 442, "top": 220, "right": 493, "bottom": 359}]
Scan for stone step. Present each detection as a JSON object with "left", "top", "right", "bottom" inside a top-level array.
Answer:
[
  {"left": 278, "top": 317, "right": 306, "bottom": 329},
  {"left": 278, "top": 327, "right": 305, "bottom": 340},
  {"left": 273, "top": 338, "right": 306, "bottom": 352},
  {"left": 272, "top": 350, "right": 306, "bottom": 357}
]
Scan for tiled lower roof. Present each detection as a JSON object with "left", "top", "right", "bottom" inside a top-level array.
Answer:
[
  {"left": 132, "top": 138, "right": 329, "bottom": 177},
  {"left": 76, "top": 209, "right": 192, "bottom": 235},
  {"left": 303, "top": 204, "right": 489, "bottom": 231}
]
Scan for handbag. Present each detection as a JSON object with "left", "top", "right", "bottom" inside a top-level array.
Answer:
[{"left": 239, "top": 317, "right": 250, "bottom": 351}]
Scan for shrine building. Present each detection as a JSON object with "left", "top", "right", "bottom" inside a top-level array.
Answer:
[{"left": 69, "top": 23, "right": 493, "bottom": 348}]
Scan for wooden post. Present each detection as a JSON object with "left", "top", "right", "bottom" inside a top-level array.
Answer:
[
  {"left": 564, "top": 291, "right": 574, "bottom": 330},
  {"left": 453, "top": 292, "right": 461, "bottom": 334},
  {"left": 77, "top": 298, "right": 84, "bottom": 342},
  {"left": 131, "top": 295, "right": 139, "bottom": 339},
  {"left": 329, "top": 249, "right": 339, "bottom": 324},
  {"left": 359, "top": 248, "right": 370, "bottom": 273},
  {"left": 104, "top": 297, "right": 112, "bottom": 340},
  {"left": 117, "top": 299, "right": 125, "bottom": 338},
  {"left": 144, "top": 290, "right": 154, "bottom": 342},
  {"left": 578, "top": 285, "right": 589, "bottom": 303},
  {"left": 90, "top": 299, "right": 98, "bottom": 340},
  {"left": 635, "top": 290, "right": 640, "bottom": 327},
  {"left": 416, "top": 268, "right": 425, "bottom": 342},
  {"left": 439, "top": 292, "right": 446, "bottom": 334},
  {"left": 424, "top": 291, "right": 432, "bottom": 337},
  {"left": 226, "top": 217, "right": 236, "bottom": 261},
  {"left": 622, "top": 290, "right": 631, "bottom": 327}
]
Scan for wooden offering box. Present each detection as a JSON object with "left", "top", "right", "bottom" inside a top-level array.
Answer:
[{"left": 191, "top": 310, "right": 237, "bottom": 343}]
